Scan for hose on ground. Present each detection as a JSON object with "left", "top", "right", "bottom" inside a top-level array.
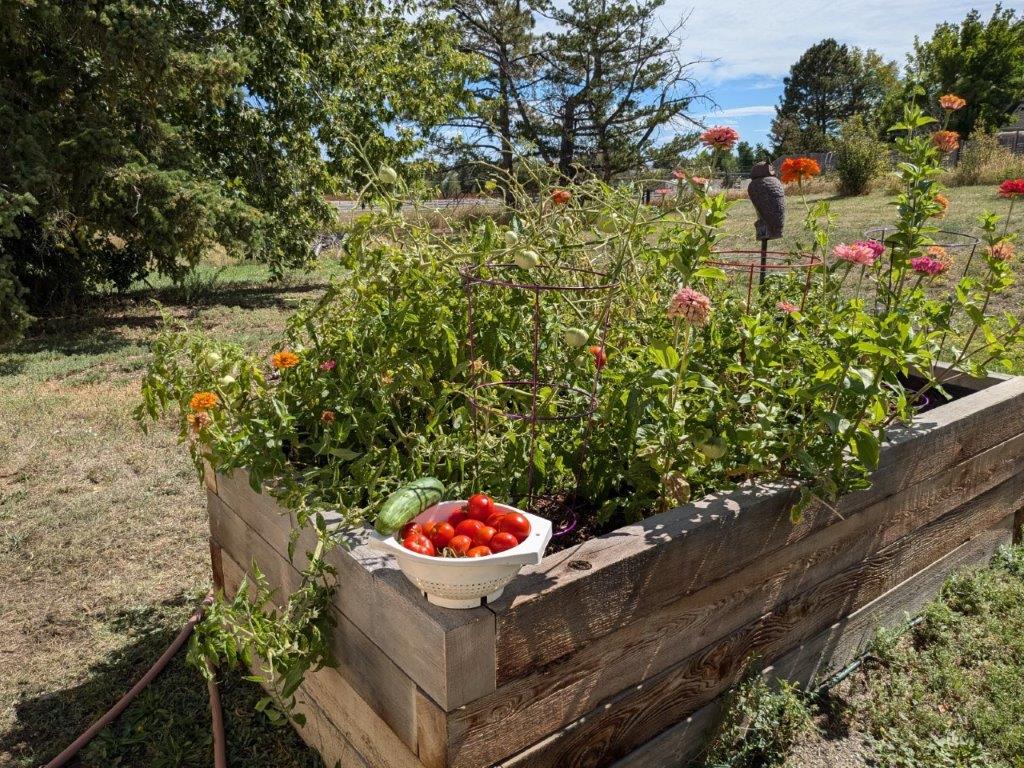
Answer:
[{"left": 44, "top": 592, "right": 227, "bottom": 768}]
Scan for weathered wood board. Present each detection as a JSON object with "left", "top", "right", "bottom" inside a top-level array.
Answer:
[{"left": 206, "top": 373, "right": 1024, "bottom": 768}]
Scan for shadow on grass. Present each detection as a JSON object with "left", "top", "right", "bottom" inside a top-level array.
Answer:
[
  {"left": 0, "top": 595, "right": 322, "bottom": 768},
  {"left": 0, "top": 276, "right": 332, "bottom": 376}
]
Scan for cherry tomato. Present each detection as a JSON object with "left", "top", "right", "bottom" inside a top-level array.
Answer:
[
  {"left": 474, "top": 525, "right": 497, "bottom": 546},
  {"left": 447, "top": 510, "right": 468, "bottom": 528},
  {"left": 466, "top": 545, "right": 492, "bottom": 557},
  {"left": 447, "top": 534, "right": 472, "bottom": 556},
  {"left": 466, "top": 493, "right": 495, "bottom": 521},
  {"left": 399, "top": 522, "right": 423, "bottom": 540},
  {"left": 498, "top": 512, "right": 531, "bottom": 542},
  {"left": 430, "top": 521, "right": 455, "bottom": 550},
  {"left": 402, "top": 533, "right": 436, "bottom": 556},
  {"left": 455, "top": 518, "right": 486, "bottom": 540},
  {"left": 485, "top": 511, "right": 507, "bottom": 529},
  {"left": 420, "top": 520, "right": 439, "bottom": 538},
  {"left": 489, "top": 532, "right": 519, "bottom": 553}
]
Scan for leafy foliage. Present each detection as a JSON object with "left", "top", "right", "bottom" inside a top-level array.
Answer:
[
  {"left": 904, "top": 5, "right": 1024, "bottom": 139},
  {"left": 771, "top": 39, "right": 898, "bottom": 153},
  {"left": 698, "top": 671, "right": 814, "bottom": 768},
  {"left": 835, "top": 114, "right": 886, "bottom": 196},
  {"left": 0, "top": 0, "right": 476, "bottom": 326}
]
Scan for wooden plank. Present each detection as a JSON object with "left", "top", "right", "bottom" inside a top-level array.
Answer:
[
  {"left": 490, "top": 422, "right": 1024, "bottom": 684},
  {"left": 209, "top": 539, "right": 224, "bottom": 591},
  {"left": 215, "top": 471, "right": 497, "bottom": 710},
  {"left": 770, "top": 515, "right": 1013, "bottom": 686},
  {"left": 607, "top": 518, "right": 1008, "bottom": 768},
  {"left": 448, "top": 474, "right": 1023, "bottom": 768},
  {"left": 210, "top": 494, "right": 420, "bottom": 749},
  {"left": 415, "top": 689, "right": 449, "bottom": 768},
  {"left": 220, "top": 547, "right": 424, "bottom": 768},
  {"left": 203, "top": 459, "right": 217, "bottom": 493},
  {"left": 451, "top": 435, "right": 1024, "bottom": 765}
]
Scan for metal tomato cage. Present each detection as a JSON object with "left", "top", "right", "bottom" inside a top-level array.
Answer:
[
  {"left": 864, "top": 227, "right": 981, "bottom": 277},
  {"left": 460, "top": 263, "right": 618, "bottom": 534},
  {"left": 706, "top": 249, "right": 822, "bottom": 312}
]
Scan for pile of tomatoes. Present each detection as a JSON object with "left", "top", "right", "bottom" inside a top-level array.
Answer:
[{"left": 399, "top": 494, "right": 532, "bottom": 558}]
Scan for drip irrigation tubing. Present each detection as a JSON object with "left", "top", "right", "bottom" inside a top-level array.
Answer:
[{"left": 43, "top": 592, "right": 227, "bottom": 768}]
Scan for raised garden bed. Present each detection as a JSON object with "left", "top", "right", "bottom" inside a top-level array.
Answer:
[{"left": 206, "top": 369, "right": 1024, "bottom": 768}]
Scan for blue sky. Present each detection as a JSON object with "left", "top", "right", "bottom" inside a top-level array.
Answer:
[{"left": 670, "top": 0, "right": 1008, "bottom": 147}]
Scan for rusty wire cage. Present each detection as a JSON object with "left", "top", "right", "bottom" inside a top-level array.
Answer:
[
  {"left": 706, "top": 249, "right": 823, "bottom": 312},
  {"left": 460, "top": 263, "right": 619, "bottom": 531}
]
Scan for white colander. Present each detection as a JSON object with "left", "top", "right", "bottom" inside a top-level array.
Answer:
[{"left": 368, "top": 500, "right": 552, "bottom": 609}]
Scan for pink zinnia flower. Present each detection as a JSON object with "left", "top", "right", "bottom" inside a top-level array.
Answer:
[
  {"left": 688, "top": 176, "right": 710, "bottom": 187},
  {"left": 833, "top": 243, "right": 878, "bottom": 266},
  {"left": 777, "top": 300, "right": 799, "bottom": 314},
  {"left": 858, "top": 240, "right": 885, "bottom": 260},
  {"left": 700, "top": 126, "right": 740, "bottom": 152},
  {"left": 672, "top": 169, "right": 686, "bottom": 179},
  {"left": 319, "top": 359, "right": 337, "bottom": 372},
  {"left": 987, "top": 240, "right": 1015, "bottom": 262},
  {"left": 667, "top": 286, "right": 712, "bottom": 327},
  {"left": 910, "top": 256, "right": 947, "bottom": 276},
  {"left": 932, "top": 130, "right": 960, "bottom": 153}
]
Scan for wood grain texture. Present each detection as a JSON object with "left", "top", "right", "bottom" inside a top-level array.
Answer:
[
  {"left": 220, "top": 548, "right": 424, "bottom": 768},
  {"left": 215, "top": 471, "right": 497, "bottom": 710},
  {"left": 449, "top": 474, "right": 1024, "bottom": 768},
  {"left": 770, "top": 515, "right": 1013, "bottom": 686},
  {"left": 607, "top": 519, "right": 1009, "bottom": 768},
  {"left": 210, "top": 493, "right": 420, "bottom": 749},
  {"left": 209, "top": 539, "right": 224, "bottom": 591},
  {"left": 448, "top": 433, "right": 1024, "bottom": 766},
  {"left": 489, "top": 402, "right": 1024, "bottom": 685},
  {"left": 415, "top": 688, "right": 450, "bottom": 768}
]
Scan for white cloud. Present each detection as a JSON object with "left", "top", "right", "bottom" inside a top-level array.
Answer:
[
  {"left": 666, "top": 0, "right": 1006, "bottom": 85},
  {"left": 696, "top": 105, "right": 776, "bottom": 119}
]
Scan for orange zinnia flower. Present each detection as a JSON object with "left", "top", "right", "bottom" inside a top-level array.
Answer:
[
  {"left": 189, "top": 391, "right": 219, "bottom": 412},
  {"left": 933, "top": 193, "right": 949, "bottom": 218},
  {"left": 321, "top": 410, "right": 336, "bottom": 424},
  {"left": 939, "top": 94, "right": 966, "bottom": 111},
  {"left": 779, "top": 157, "right": 821, "bottom": 185},
  {"left": 932, "top": 130, "right": 960, "bottom": 153},
  {"left": 270, "top": 350, "right": 300, "bottom": 370},
  {"left": 927, "top": 245, "right": 953, "bottom": 271}
]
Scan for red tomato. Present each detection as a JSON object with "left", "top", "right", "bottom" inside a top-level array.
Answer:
[
  {"left": 455, "top": 518, "right": 486, "bottom": 540},
  {"left": 474, "top": 525, "right": 497, "bottom": 546},
  {"left": 485, "top": 511, "right": 506, "bottom": 529},
  {"left": 447, "top": 510, "right": 468, "bottom": 528},
  {"left": 399, "top": 522, "right": 423, "bottom": 540},
  {"left": 466, "top": 493, "right": 495, "bottom": 521},
  {"left": 498, "top": 512, "right": 531, "bottom": 542},
  {"left": 430, "top": 521, "right": 455, "bottom": 550},
  {"left": 466, "top": 545, "right": 492, "bottom": 557},
  {"left": 420, "top": 520, "right": 439, "bottom": 538},
  {"left": 489, "top": 532, "right": 519, "bottom": 553},
  {"left": 447, "top": 534, "right": 472, "bottom": 556},
  {"left": 402, "top": 533, "right": 436, "bottom": 556}
]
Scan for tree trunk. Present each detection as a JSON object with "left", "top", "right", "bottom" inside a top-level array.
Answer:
[
  {"left": 558, "top": 98, "right": 577, "bottom": 183},
  {"left": 497, "top": 49, "right": 514, "bottom": 202}
]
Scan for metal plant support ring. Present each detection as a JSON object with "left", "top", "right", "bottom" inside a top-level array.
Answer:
[
  {"left": 864, "top": 227, "right": 980, "bottom": 278},
  {"left": 707, "top": 250, "right": 822, "bottom": 311},
  {"left": 460, "top": 263, "right": 619, "bottom": 521}
]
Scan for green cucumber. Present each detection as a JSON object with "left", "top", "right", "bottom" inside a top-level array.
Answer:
[{"left": 374, "top": 477, "right": 445, "bottom": 535}]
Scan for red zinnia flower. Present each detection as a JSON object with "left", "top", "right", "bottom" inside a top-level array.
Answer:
[
  {"left": 998, "top": 179, "right": 1024, "bottom": 199},
  {"left": 551, "top": 189, "right": 572, "bottom": 205}
]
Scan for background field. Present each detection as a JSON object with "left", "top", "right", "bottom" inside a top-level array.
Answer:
[{"left": 1, "top": 184, "right": 1021, "bottom": 767}]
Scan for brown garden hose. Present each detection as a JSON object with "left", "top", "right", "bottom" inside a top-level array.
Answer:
[{"left": 43, "top": 592, "right": 227, "bottom": 768}]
